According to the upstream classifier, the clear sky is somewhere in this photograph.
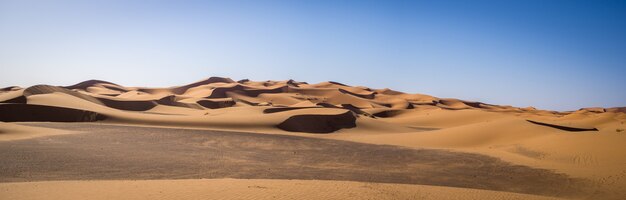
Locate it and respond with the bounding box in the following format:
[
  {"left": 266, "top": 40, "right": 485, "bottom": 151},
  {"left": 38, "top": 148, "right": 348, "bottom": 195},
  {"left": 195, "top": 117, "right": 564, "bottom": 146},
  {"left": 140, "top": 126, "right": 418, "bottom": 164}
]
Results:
[{"left": 1, "top": 0, "right": 625, "bottom": 111}]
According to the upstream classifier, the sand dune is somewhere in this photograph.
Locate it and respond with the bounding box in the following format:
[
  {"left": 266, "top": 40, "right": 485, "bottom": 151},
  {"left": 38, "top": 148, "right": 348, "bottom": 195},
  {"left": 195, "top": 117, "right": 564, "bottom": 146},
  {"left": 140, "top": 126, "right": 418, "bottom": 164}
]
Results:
[{"left": 1, "top": 77, "right": 625, "bottom": 199}]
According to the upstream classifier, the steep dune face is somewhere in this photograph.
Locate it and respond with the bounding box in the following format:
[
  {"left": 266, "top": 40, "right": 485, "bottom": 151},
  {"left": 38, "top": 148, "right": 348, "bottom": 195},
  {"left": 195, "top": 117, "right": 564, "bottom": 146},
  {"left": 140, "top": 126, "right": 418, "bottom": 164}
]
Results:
[
  {"left": 277, "top": 111, "right": 357, "bottom": 133},
  {"left": 0, "top": 90, "right": 26, "bottom": 104},
  {"left": 0, "top": 104, "right": 106, "bottom": 122}
]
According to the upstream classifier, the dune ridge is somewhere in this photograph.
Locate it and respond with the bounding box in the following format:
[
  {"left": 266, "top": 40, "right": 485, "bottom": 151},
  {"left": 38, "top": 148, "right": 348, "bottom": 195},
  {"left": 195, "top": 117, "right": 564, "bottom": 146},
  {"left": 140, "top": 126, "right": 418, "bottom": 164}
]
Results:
[
  {"left": 2, "top": 77, "right": 622, "bottom": 128},
  {"left": 1, "top": 77, "right": 626, "bottom": 199},
  {"left": 1, "top": 76, "right": 623, "bottom": 137}
]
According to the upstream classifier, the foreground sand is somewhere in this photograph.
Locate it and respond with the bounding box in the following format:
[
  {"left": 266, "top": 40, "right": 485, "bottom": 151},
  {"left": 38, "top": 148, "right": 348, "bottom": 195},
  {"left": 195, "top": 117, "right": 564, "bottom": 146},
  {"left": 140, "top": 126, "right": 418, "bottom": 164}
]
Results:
[
  {"left": 0, "top": 179, "right": 564, "bottom": 200},
  {"left": 321, "top": 109, "right": 626, "bottom": 197},
  {"left": 1, "top": 123, "right": 585, "bottom": 197},
  {"left": 0, "top": 122, "right": 74, "bottom": 141}
]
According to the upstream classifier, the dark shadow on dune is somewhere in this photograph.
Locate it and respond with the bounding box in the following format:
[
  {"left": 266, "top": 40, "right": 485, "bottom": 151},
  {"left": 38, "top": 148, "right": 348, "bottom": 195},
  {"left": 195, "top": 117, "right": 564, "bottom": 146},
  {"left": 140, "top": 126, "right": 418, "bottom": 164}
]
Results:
[
  {"left": 286, "top": 79, "right": 302, "bottom": 87},
  {"left": 327, "top": 81, "right": 348, "bottom": 86},
  {"left": 411, "top": 100, "right": 438, "bottom": 106},
  {"left": 277, "top": 111, "right": 357, "bottom": 133},
  {"left": 197, "top": 99, "right": 236, "bottom": 109},
  {"left": 101, "top": 85, "right": 128, "bottom": 93},
  {"left": 371, "top": 110, "right": 404, "bottom": 118},
  {"left": 462, "top": 101, "right": 485, "bottom": 108},
  {"left": 340, "top": 104, "right": 370, "bottom": 116},
  {"left": 316, "top": 103, "right": 340, "bottom": 108},
  {"left": 526, "top": 120, "right": 598, "bottom": 132},
  {"left": 0, "top": 96, "right": 26, "bottom": 104},
  {"left": 157, "top": 96, "right": 204, "bottom": 110},
  {"left": 206, "top": 85, "right": 243, "bottom": 98},
  {"left": 0, "top": 104, "right": 106, "bottom": 122},
  {"left": 237, "top": 79, "right": 250, "bottom": 84},
  {"left": 96, "top": 98, "right": 158, "bottom": 111},
  {"left": 242, "top": 86, "right": 287, "bottom": 97},
  {"left": 338, "top": 88, "right": 375, "bottom": 99},
  {"left": 263, "top": 107, "right": 319, "bottom": 114}
]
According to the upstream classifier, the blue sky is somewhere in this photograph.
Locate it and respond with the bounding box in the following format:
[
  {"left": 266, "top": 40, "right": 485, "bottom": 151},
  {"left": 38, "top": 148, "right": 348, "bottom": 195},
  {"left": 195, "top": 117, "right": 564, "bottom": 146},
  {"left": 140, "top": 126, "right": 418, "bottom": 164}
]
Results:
[{"left": 1, "top": 0, "right": 625, "bottom": 111}]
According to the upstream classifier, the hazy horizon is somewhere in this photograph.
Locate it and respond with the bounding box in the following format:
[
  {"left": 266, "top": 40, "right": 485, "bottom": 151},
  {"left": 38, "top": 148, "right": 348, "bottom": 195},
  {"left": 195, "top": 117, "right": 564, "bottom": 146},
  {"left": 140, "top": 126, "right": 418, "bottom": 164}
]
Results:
[{"left": 1, "top": 0, "right": 625, "bottom": 111}]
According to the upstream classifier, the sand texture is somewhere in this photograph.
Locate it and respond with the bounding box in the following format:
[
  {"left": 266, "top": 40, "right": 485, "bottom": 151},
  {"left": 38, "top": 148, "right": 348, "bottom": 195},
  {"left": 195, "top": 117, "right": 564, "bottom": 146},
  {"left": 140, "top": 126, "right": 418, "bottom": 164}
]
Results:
[{"left": 0, "top": 179, "right": 566, "bottom": 200}]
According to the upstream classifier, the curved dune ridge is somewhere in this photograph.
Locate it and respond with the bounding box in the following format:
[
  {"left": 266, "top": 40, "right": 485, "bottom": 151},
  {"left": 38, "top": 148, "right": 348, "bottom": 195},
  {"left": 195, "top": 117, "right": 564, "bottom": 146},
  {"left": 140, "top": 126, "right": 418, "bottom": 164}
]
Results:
[{"left": 0, "top": 76, "right": 624, "bottom": 134}]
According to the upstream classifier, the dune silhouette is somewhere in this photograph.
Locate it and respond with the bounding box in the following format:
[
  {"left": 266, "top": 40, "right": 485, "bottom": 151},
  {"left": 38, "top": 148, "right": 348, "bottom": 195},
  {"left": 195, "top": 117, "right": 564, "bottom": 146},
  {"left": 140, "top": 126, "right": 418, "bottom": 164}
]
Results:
[{"left": 1, "top": 77, "right": 624, "bottom": 135}]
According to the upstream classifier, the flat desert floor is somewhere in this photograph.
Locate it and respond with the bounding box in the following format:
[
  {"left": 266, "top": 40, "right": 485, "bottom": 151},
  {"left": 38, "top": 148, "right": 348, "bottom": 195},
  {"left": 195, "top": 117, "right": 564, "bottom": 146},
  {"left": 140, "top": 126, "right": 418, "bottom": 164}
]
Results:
[{"left": 0, "top": 123, "right": 583, "bottom": 200}]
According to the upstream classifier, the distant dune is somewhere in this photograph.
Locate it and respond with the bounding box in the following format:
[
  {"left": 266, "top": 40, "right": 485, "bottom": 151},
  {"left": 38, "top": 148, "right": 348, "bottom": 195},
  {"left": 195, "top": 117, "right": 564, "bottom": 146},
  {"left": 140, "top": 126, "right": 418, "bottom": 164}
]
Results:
[{"left": 1, "top": 77, "right": 625, "bottom": 199}]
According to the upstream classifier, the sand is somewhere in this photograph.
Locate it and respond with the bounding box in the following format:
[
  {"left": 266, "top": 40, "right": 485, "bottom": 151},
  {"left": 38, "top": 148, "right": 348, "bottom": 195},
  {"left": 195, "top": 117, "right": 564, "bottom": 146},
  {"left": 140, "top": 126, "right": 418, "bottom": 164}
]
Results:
[
  {"left": 0, "top": 122, "right": 74, "bottom": 141},
  {"left": 0, "top": 179, "right": 565, "bottom": 200},
  {"left": 1, "top": 77, "right": 625, "bottom": 199},
  {"left": 0, "top": 123, "right": 587, "bottom": 196}
]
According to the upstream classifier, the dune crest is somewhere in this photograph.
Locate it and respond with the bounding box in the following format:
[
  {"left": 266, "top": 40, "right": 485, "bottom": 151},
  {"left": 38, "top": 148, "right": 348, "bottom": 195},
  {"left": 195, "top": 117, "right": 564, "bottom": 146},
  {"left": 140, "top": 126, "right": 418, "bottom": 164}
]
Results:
[{"left": 1, "top": 77, "right": 624, "bottom": 134}]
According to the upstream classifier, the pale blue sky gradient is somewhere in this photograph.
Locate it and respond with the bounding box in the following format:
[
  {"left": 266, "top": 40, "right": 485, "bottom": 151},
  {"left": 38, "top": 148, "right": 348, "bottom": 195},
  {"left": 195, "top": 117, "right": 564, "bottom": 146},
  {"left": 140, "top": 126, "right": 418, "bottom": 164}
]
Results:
[{"left": 1, "top": 0, "right": 625, "bottom": 111}]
